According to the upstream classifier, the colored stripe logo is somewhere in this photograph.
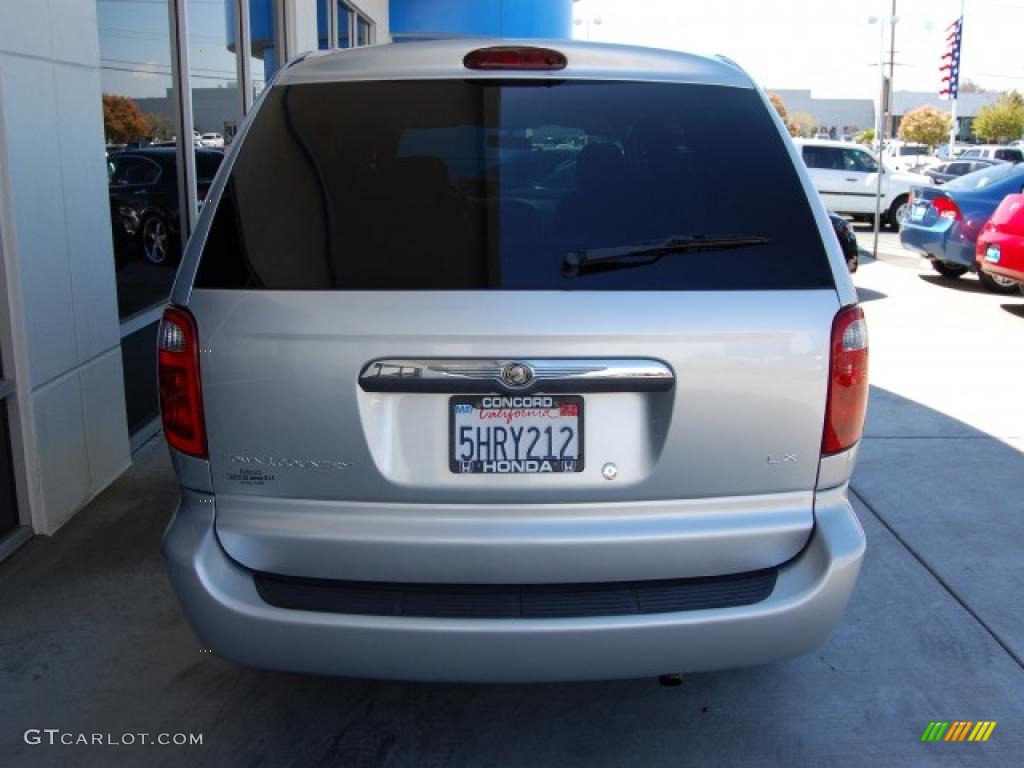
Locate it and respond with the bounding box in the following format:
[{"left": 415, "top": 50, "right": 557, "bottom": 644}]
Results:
[{"left": 921, "top": 721, "right": 997, "bottom": 742}]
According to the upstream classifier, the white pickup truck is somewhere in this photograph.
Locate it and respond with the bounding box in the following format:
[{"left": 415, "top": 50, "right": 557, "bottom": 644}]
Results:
[
  {"left": 795, "top": 139, "right": 934, "bottom": 231},
  {"left": 882, "top": 140, "right": 942, "bottom": 173}
]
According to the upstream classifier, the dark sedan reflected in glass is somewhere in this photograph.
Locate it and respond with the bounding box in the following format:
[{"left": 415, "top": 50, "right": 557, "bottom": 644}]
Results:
[{"left": 107, "top": 147, "right": 223, "bottom": 317}]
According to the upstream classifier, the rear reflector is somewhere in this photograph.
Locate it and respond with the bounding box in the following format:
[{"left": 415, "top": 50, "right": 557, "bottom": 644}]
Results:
[
  {"left": 158, "top": 306, "right": 207, "bottom": 458},
  {"left": 822, "top": 305, "right": 869, "bottom": 455},
  {"left": 464, "top": 46, "right": 567, "bottom": 71}
]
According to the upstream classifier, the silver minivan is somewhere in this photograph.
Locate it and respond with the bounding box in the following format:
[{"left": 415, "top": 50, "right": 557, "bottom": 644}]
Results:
[{"left": 160, "top": 40, "right": 868, "bottom": 682}]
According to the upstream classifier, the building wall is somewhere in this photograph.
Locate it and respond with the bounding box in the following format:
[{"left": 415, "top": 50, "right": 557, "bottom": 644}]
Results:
[
  {"left": 891, "top": 91, "right": 1005, "bottom": 142},
  {"left": 390, "top": 0, "right": 572, "bottom": 39},
  {"left": 353, "top": 0, "right": 390, "bottom": 41},
  {"left": 137, "top": 88, "right": 242, "bottom": 139},
  {"left": 0, "top": 0, "right": 130, "bottom": 535},
  {"left": 769, "top": 89, "right": 875, "bottom": 138}
]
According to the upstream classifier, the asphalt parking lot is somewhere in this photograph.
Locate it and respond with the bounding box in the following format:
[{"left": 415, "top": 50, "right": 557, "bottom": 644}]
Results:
[{"left": 2, "top": 230, "right": 1023, "bottom": 767}]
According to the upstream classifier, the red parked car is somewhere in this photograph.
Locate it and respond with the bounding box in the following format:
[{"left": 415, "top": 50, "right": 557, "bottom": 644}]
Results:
[{"left": 977, "top": 193, "right": 1024, "bottom": 295}]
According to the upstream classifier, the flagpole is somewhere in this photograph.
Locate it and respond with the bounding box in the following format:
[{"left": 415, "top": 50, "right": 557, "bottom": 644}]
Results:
[
  {"left": 949, "top": 0, "right": 964, "bottom": 154},
  {"left": 949, "top": 94, "right": 958, "bottom": 155}
]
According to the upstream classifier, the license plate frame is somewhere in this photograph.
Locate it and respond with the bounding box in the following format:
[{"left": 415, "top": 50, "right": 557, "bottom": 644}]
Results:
[{"left": 449, "top": 395, "right": 585, "bottom": 474}]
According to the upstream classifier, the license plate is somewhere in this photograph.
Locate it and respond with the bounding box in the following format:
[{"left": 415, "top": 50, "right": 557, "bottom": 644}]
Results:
[
  {"left": 450, "top": 395, "right": 584, "bottom": 474},
  {"left": 985, "top": 244, "right": 1001, "bottom": 263},
  {"left": 911, "top": 204, "right": 926, "bottom": 222}
]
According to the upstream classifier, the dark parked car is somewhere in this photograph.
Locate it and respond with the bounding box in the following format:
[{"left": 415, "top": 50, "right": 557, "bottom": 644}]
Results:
[
  {"left": 923, "top": 157, "right": 1005, "bottom": 185},
  {"left": 900, "top": 162, "right": 1024, "bottom": 293},
  {"left": 829, "top": 213, "right": 859, "bottom": 272},
  {"left": 107, "top": 147, "right": 223, "bottom": 266}
]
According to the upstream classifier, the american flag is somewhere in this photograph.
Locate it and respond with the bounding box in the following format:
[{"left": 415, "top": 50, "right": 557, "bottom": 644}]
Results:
[{"left": 939, "top": 16, "right": 963, "bottom": 99}]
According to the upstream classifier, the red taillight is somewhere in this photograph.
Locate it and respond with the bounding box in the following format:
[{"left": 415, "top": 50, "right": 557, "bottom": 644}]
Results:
[
  {"left": 931, "top": 195, "right": 962, "bottom": 221},
  {"left": 823, "top": 305, "right": 869, "bottom": 455},
  {"left": 158, "top": 306, "right": 207, "bottom": 457},
  {"left": 463, "top": 46, "right": 567, "bottom": 71}
]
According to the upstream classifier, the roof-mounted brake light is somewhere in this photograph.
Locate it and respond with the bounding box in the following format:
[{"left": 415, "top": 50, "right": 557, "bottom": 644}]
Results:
[{"left": 463, "top": 46, "right": 567, "bottom": 71}]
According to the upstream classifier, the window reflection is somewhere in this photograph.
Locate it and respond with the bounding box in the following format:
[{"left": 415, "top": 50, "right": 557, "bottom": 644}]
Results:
[
  {"left": 338, "top": 3, "right": 352, "bottom": 47},
  {"left": 98, "top": 0, "right": 259, "bottom": 436},
  {"left": 99, "top": 0, "right": 181, "bottom": 319}
]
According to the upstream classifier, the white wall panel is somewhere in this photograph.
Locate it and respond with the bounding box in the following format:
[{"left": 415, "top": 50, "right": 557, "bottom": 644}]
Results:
[
  {"left": 49, "top": 0, "right": 101, "bottom": 67},
  {"left": 0, "top": 53, "right": 79, "bottom": 389},
  {"left": 0, "top": 0, "right": 52, "bottom": 59},
  {"left": 80, "top": 348, "right": 130, "bottom": 493},
  {"left": 54, "top": 63, "right": 120, "bottom": 364},
  {"left": 0, "top": 1, "right": 131, "bottom": 537},
  {"left": 32, "top": 371, "right": 90, "bottom": 534}
]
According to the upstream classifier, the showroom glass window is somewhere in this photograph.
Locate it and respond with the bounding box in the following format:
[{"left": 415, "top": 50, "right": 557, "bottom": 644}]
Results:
[
  {"left": 97, "top": 0, "right": 272, "bottom": 438},
  {"left": 98, "top": 0, "right": 182, "bottom": 435},
  {"left": 318, "top": 2, "right": 376, "bottom": 50}
]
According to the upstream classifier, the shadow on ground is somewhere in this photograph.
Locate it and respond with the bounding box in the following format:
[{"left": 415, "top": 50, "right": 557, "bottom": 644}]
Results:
[
  {"left": 1, "top": 388, "right": 1023, "bottom": 768},
  {"left": 1001, "top": 302, "right": 1024, "bottom": 318},
  {"left": 856, "top": 287, "right": 887, "bottom": 303},
  {"left": 917, "top": 273, "right": 992, "bottom": 294}
]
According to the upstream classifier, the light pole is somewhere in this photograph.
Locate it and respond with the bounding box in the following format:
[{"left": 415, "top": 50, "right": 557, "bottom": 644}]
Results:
[{"left": 869, "top": 13, "right": 899, "bottom": 260}]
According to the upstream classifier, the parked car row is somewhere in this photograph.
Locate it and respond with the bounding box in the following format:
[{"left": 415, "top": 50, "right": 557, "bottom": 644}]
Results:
[
  {"left": 882, "top": 141, "right": 940, "bottom": 174},
  {"left": 899, "top": 161, "right": 1024, "bottom": 293},
  {"left": 796, "top": 138, "right": 930, "bottom": 232},
  {"left": 922, "top": 158, "right": 1005, "bottom": 186}
]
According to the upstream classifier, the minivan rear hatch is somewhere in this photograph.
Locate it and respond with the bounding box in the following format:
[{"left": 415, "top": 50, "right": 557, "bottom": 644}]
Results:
[{"left": 182, "top": 74, "right": 841, "bottom": 579}]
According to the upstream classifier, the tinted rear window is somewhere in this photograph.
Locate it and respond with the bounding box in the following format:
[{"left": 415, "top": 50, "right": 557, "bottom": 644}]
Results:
[
  {"left": 195, "top": 80, "right": 833, "bottom": 291},
  {"left": 196, "top": 152, "right": 223, "bottom": 180}
]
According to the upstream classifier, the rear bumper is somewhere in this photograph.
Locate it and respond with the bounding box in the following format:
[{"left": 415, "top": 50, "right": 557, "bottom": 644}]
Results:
[
  {"left": 979, "top": 262, "right": 1024, "bottom": 284},
  {"left": 163, "top": 486, "right": 865, "bottom": 682},
  {"left": 900, "top": 221, "right": 975, "bottom": 267},
  {"left": 976, "top": 233, "right": 1024, "bottom": 283}
]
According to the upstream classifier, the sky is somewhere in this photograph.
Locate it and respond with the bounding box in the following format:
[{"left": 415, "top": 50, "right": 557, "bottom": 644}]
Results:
[
  {"left": 98, "top": 0, "right": 252, "bottom": 99},
  {"left": 571, "top": 0, "right": 1024, "bottom": 99},
  {"left": 98, "top": 0, "right": 1024, "bottom": 100}
]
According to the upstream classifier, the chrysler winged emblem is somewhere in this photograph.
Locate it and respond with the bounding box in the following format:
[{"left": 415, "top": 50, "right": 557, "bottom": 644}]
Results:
[{"left": 501, "top": 362, "right": 534, "bottom": 388}]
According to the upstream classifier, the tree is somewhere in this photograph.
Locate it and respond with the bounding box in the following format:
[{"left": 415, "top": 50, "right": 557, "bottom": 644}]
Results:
[
  {"left": 898, "top": 105, "right": 953, "bottom": 149},
  {"left": 855, "top": 128, "right": 875, "bottom": 145},
  {"left": 103, "top": 94, "right": 150, "bottom": 143},
  {"left": 790, "top": 111, "right": 818, "bottom": 138},
  {"left": 144, "top": 112, "right": 174, "bottom": 141},
  {"left": 972, "top": 91, "right": 1024, "bottom": 142},
  {"left": 767, "top": 92, "right": 799, "bottom": 137},
  {"left": 959, "top": 79, "right": 987, "bottom": 94}
]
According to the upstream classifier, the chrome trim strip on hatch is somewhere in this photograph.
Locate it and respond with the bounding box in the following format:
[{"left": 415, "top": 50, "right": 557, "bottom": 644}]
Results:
[{"left": 358, "top": 359, "right": 675, "bottom": 394}]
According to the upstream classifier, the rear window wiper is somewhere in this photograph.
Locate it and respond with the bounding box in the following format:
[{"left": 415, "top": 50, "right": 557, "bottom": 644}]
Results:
[{"left": 562, "top": 234, "right": 771, "bottom": 277}]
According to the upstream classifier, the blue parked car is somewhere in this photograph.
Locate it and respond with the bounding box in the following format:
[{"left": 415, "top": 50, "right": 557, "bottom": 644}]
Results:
[{"left": 900, "top": 163, "right": 1024, "bottom": 293}]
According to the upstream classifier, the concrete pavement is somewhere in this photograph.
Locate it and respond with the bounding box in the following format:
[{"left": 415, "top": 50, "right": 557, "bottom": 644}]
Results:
[
  {"left": 1, "top": 253, "right": 1023, "bottom": 767},
  {"left": 852, "top": 246, "right": 1024, "bottom": 670}
]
